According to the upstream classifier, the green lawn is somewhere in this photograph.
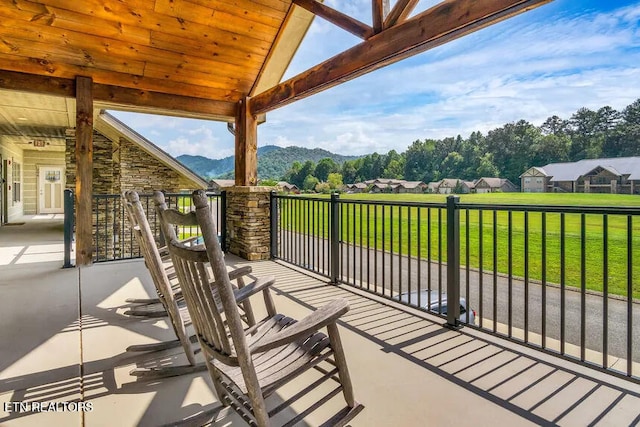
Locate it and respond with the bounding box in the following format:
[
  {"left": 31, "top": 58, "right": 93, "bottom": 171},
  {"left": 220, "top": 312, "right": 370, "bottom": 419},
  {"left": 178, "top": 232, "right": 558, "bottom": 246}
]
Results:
[{"left": 276, "top": 193, "right": 640, "bottom": 298}]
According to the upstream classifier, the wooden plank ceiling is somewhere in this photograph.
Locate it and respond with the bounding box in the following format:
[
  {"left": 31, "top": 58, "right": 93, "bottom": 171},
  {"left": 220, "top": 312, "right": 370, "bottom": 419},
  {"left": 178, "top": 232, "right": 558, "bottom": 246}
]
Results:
[{"left": 0, "top": 0, "right": 300, "bottom": 121}]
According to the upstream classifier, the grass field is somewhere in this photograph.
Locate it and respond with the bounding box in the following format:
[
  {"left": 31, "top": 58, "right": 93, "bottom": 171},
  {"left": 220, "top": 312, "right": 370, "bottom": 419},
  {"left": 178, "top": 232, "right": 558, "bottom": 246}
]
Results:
[{"left": 276, "top": 192, "right": 640, "bottom": 299}]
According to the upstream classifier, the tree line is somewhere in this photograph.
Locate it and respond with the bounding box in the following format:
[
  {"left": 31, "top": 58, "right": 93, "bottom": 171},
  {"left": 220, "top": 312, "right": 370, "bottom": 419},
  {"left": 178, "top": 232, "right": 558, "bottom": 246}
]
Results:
[{"left": 281, "top": 98, "right": 640, "bottom": 188}]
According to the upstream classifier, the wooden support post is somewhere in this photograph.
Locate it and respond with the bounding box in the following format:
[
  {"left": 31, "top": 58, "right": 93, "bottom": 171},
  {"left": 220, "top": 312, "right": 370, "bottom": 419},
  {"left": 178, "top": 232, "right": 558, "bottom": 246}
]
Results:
[
  {"left": 234, "top": 97, "right": 258, "bottom": 186},
  {"left": 75, "top": 76, "right": 93, "bottom": 265}
]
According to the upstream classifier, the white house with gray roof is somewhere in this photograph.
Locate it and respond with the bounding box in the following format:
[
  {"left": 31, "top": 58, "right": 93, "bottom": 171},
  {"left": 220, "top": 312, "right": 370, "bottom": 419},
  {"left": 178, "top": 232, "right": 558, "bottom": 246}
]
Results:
[{"left": 520, "top": 157, "right": 640, "bottom": 194}]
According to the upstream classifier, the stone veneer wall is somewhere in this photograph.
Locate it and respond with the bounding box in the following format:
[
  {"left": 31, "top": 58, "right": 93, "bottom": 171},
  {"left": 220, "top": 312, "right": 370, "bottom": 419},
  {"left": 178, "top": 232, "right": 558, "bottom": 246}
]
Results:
[
  {"left": 118, "top": 137, "right": 194, "bottom": 192},
  {"left": 226, "top": 186, "right": 272, "bottom": 261}
]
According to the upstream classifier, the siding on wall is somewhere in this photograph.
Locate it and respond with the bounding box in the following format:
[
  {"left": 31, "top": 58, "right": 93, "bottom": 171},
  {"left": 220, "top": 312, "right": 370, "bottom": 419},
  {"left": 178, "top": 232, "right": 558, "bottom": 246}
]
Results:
[
  {"left": 0, "top": 137, "right": 25, "bottom": 222},
  {"left": 23, "top": 150, "right": 66, "bottom": 214}
]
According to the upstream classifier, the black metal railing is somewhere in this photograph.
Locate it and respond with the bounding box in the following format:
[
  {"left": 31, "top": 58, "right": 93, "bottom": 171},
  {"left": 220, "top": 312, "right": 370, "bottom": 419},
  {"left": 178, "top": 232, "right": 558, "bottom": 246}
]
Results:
[
  {"left": 91, "top": 191, "right": 225, "bottom": 262},
  {"left": 270, "top": 192, "right": 639, "bottom": 381}
]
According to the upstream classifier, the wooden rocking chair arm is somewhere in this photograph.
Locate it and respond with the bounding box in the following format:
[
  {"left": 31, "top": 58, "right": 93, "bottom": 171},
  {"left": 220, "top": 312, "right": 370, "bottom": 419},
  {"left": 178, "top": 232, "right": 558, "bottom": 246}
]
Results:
[
  {"left": 158, "top": 235, "right": 199, "bottom": 255},
  {"left": 251, "top": 299, "right": 349, "bottom": 354},
  {"left": 228, "top": 265, "right": 253, "bottom": 282},
  {"left": 232, "top": 276, "right": 276, "bottom": 304}
]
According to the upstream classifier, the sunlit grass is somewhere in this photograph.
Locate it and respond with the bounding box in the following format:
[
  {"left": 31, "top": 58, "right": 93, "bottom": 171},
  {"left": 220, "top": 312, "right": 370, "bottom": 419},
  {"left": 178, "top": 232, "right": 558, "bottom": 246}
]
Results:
[{"left": 277, "top": 193, "right": 640, "bottom": 298}]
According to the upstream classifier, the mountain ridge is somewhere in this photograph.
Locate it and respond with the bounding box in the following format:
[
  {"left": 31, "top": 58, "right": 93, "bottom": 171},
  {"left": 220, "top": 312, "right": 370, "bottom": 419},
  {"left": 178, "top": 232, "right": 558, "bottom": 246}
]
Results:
[{"left": 177, "top": 145, "right": 360, "bottom": 179}]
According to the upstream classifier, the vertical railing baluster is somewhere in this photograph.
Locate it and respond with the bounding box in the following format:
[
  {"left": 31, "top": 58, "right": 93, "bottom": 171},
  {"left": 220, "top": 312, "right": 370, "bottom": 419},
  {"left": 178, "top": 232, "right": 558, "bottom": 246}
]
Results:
[
  {"left": 382, "top": 205, "right": 386, "bottom": 296},
  {"left": 561, "top": 212, "right": 566, "bottom": 355},
  {"left": 438, "top": 208, "right": 443, "bottom": 314},
  {"left": 390, "top": 205, "right": 394, "bottom": 297},
  {"left": 542, "top": 212, "right": 547, "bottom": 349},
  {"left": 627, "top": 215, "right": 633, "bottom": 377},
  {"left": 428, "top": 208, "right": 432, "bottom": 309},
  {"left": 581, "top": 213, "right": 586, "bottom": 361},
  {"left": 289, "top": 198, "right": 293, "bottom": 264},
  {"left": 508, "top": 210, "right": 513, "bottom": 337},
  {"left": 408, "top": 206, "right": 412, "bottom": 300},
  {"left": 399, "top": 205, "right": 403, "bottom": 297},
  {"left": 367, "top": 204, "right": 371, "bottom": 290},
  {"left": 304, "top": 199, "right": 313, "bottom": 270},
  {"left": 360, "top": 203, "right": 363, "bottom": 288},
  {"left": 446, "top": 196, "right": 460, "bottom": 327},
  {"left": 95, "top": 196, "right": 99, "bottom": 261},
  {"left": 603, "top": 214, "right": 608, "bottom": 368},
  {"left": 479, "top": 209, "right": 484, "bottom": 329},
  {"left": 465, "top": 208, "right": 470, "bottom": 324},
  {"left": 270, "top": 191, "right": 278, "bottom": 259},
  {"left": 219, "top": 192, "right": 226, "bottom": 251},
  {"left": 352, "top": 202, "right": 356, "bottom": 284},
  {"left": 330, "top": 193, "right": 340, "bottom": 284},
  {"left": 524, "top": 210, "right": 529, "bottom": 343},
  {"left": 374, "top": 204, "right": 378, "bottom": 293},
  {"left": 418, "top": 207, "right": 422, "bottom": 308},
  {"left": 493, "top": 210, "right": 498, "bottom": 333},
  {"left": 63, "top": 189, "right": 74, "bottom": 268},
  {"left": 346, "top": 203, "right": 350, "bottom": 283}
]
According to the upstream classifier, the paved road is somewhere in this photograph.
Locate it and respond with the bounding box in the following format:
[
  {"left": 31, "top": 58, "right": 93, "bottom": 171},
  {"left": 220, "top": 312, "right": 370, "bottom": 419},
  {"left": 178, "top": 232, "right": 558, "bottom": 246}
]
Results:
[{"left": 276, "top": 231, "right": 640, "bottom": 364}]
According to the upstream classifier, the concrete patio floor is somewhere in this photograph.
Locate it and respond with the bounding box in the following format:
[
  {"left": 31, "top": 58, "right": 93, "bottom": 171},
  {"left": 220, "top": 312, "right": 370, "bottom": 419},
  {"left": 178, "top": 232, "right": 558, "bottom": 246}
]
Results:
[{"left": 1, "top": 218, "right": 640, "bottom": 426}]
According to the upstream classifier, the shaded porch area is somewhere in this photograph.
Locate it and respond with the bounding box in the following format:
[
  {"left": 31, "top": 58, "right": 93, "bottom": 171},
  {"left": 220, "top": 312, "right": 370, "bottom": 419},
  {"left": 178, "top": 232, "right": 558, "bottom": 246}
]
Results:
[{"left": 1, "top": 218, "right": 640, "bottom": 426}]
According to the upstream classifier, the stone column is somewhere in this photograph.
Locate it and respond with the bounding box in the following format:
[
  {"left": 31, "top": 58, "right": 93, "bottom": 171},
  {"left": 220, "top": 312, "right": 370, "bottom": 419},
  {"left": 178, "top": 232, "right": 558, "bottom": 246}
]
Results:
[{"left": 225, "top": 186, "right": 272, "bottom": 261}]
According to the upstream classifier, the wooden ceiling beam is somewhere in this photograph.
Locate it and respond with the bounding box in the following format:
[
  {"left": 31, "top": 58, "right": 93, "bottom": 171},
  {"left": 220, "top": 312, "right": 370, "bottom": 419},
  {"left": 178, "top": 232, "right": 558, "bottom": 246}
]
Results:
[
  {"left": 384, "top": 0, "right": 419, "bottom": 29},
  {"left": 0, "top": 70, "right": 237, "bottom": 121},
  {"left": 293, "top": 0, "right": 374, "bottom": 40},
  {"left": 372, "top": 0, "right": 390, "bottom": 34},
  {"left": 250, "top": 0, "right": 552, "bottom": 115}
]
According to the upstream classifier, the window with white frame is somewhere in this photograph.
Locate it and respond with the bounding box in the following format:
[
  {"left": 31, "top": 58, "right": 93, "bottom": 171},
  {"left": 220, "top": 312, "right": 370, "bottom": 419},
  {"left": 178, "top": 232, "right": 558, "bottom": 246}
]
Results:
[{"left": 12, "top": 162, "right": 21, "bottom": 203}]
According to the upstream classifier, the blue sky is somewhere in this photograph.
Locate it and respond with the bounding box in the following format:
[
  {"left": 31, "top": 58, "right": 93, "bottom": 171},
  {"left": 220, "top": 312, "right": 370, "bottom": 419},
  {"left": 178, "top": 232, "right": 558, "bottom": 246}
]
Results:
[{"left": 111, "top": 0, "right": 640, "bottom": 159}]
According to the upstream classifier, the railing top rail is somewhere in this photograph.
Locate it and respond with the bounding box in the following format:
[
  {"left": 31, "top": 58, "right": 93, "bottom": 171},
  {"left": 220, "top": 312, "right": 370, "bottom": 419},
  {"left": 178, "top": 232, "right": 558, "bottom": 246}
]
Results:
[
  {"left": 271, "top": 193, "right": 447, "bottom": 208},
  {"left": 458, "top": 202, "right": 640, "bottom": 215},
  {"left": 271, "top": 193, "right": 640, "bottom": 215},
  {"left": 338, "top": 198, "right": 446, "bottom": 208},
  {"left": 271, "top": 194, "right": 329, "bottom": 201},
  {"left": 93, "top": 191, "right": 222, "bottom": 198}
]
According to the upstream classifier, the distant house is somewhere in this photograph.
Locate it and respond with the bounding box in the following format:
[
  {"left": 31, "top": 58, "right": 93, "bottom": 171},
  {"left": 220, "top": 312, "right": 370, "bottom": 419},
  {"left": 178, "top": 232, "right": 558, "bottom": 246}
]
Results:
[
  {"left": 464, "top": 181, "right": 476, "bottom": 193},
  {"left": 369, "top": 182, "right": 391, "bottom": 193},
  {"left": 364, "top": 178, "right": 405, "bottom": 186},
  {"left": 277, "top": 181, "right": 299, "bottom": 193},
  {"left": 428, "top": 179, "right": 472, "bottom": 194},
  {"left": 208, "top": 179, "right": 236, "bottom": 191},
  {"left": 474, "top": 177, "right": 518, "bottom": 193},
  {"left": 427, "top": 181, "right": 440, "bottom": 193},
  {"left": 346, "top": 182, "right": 368, "bottom": 193},
  {"left": 520, "top": 157, "right": 640, "bottom": 194},
  {"left": 394, "top": 181, "right": 427, "bottom": 194}
]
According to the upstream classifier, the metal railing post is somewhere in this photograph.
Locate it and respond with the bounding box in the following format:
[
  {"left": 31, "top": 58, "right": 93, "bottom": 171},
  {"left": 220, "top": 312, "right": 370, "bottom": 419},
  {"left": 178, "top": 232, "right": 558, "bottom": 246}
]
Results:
[
  {"left": 63, "top": 189, "right": 75, "bottom": 268},
  {"left": 220, "top": 190, "right": 227, "bottom": 252},
  {"left": 330, "top": 192, "right": 340, "bottom": 284},
  {"left": 270, "top": 191, "right": 278, "bottom": 259},
  {"left": 446, "top": 195, "right": 461, "bottom": 328}
]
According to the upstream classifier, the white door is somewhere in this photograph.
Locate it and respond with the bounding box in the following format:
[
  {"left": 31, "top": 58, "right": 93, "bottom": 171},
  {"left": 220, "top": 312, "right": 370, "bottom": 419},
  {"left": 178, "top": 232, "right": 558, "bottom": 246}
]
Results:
[{"left": 39, "top": 166, "right": 65, "bottom": 214}]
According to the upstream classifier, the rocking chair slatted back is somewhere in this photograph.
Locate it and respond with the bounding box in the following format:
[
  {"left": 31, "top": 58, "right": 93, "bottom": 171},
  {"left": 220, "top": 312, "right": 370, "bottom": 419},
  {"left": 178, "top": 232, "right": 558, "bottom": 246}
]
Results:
[{"left": 123, "top": 190, "right": 197, "bottom": 366}]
